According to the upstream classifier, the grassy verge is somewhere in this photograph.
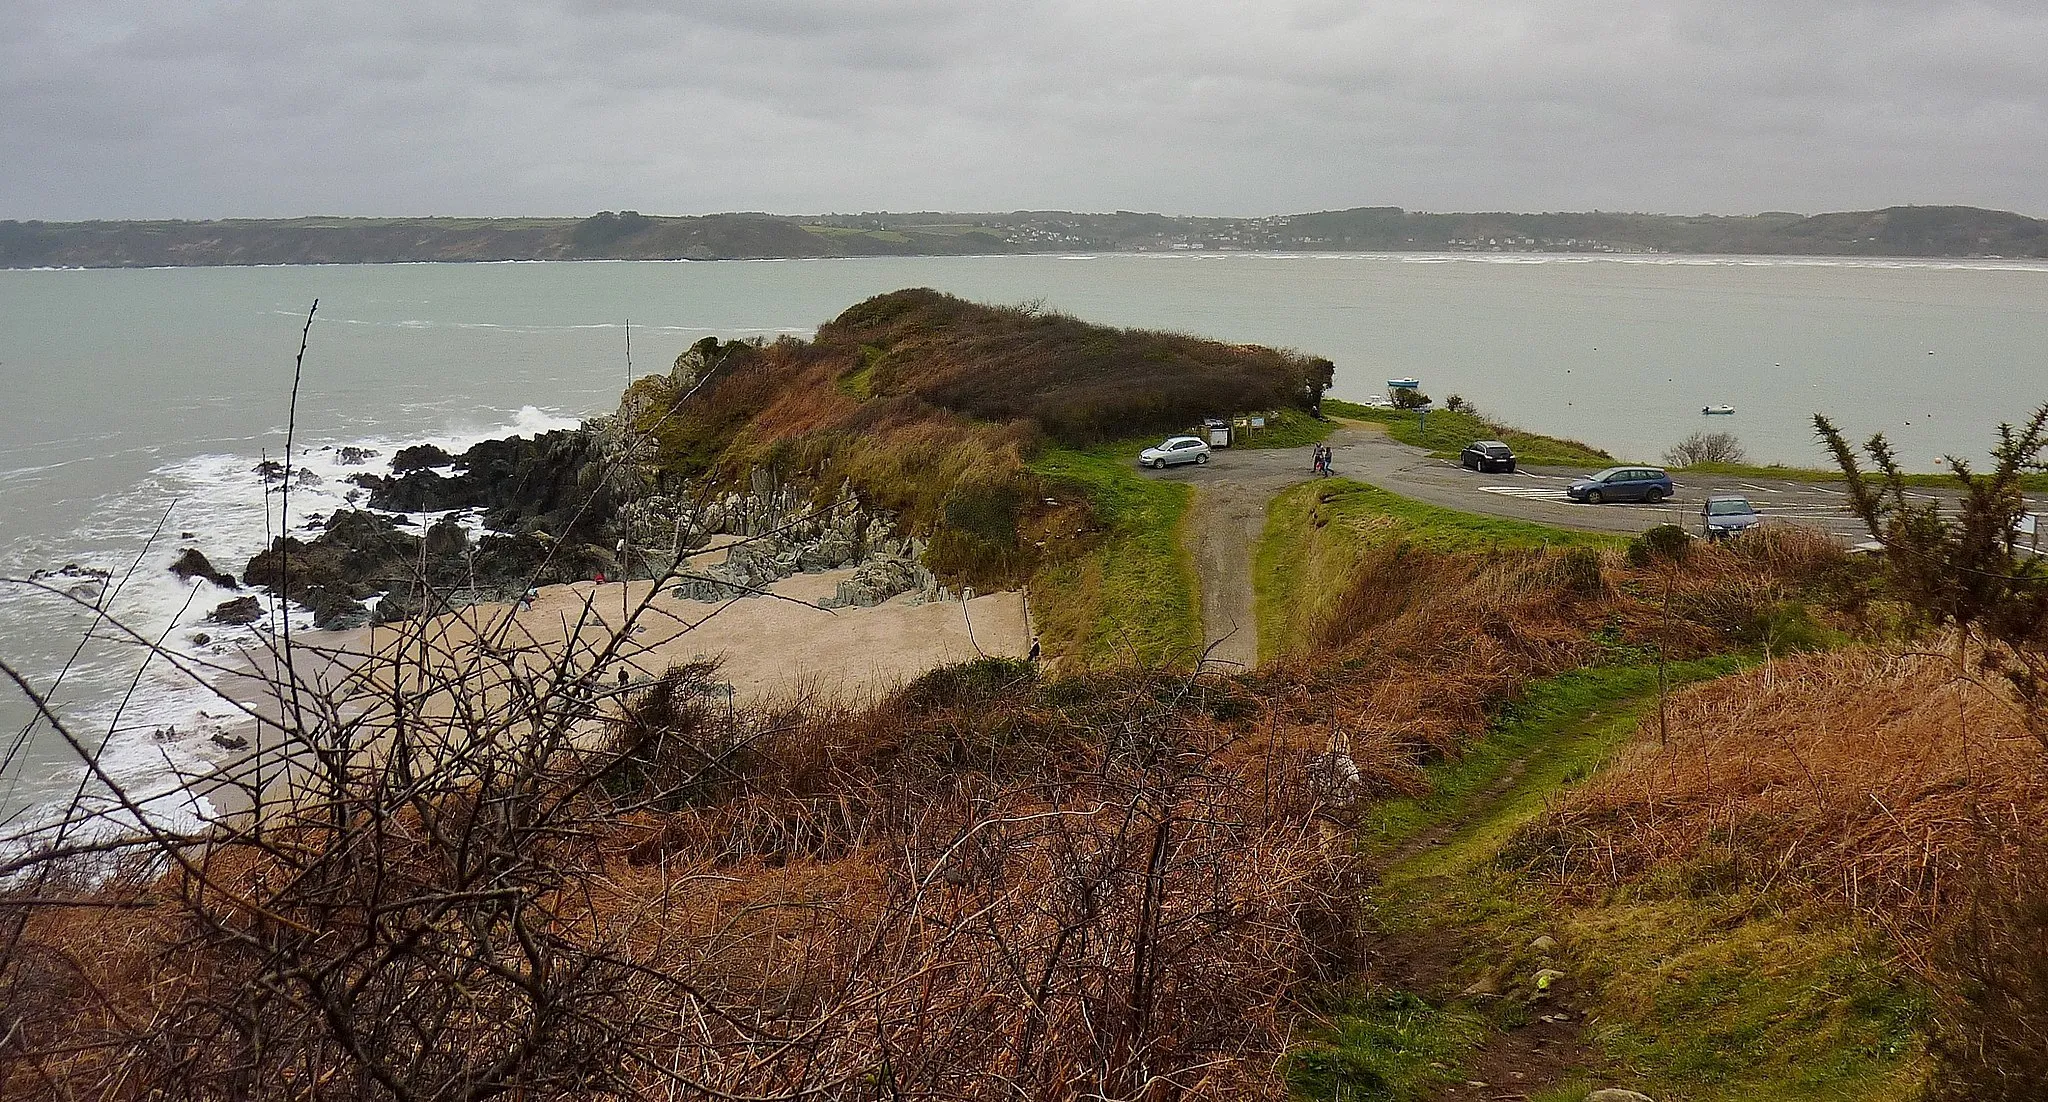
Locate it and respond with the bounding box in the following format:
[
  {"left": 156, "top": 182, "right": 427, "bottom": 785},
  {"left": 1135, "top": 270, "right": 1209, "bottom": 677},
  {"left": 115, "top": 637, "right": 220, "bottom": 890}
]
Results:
[
  {"left": 1673, "top": 460, "right": 2048, "bottom": 493},
  {"left": 1253, "top": 479, "right": 1617, "bottom": 661},
  {"left": 1324, "top": 399, "right": 1618, "bottom": 466},
  {"left": 1026, "top": 441, "right": 1201, "bottom": 667},
  {"left": 1289, "top": 659, "right": 1928, "bottom": 1102},
  {"left": 1233, "top": 407, "right": 1334, "bottom": 449}
]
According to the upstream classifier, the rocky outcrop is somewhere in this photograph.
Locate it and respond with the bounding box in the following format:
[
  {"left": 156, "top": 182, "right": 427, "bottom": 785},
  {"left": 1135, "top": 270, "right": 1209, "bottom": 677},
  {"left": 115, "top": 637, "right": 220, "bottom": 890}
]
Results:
[
  {"left": 30, "top": 564, "right": 111, "bottom": 601},
  {"left": 354, "top": 430, "right": 606, "bottom": 543},
  {"left": 389, "top": 443, "right": 452, "bottom": 473},
  {"left": 243, "top": 511, "right": 464, "bottom": 629},
  {"left": 822, "top": 557, "right": 933, "bottom": 608},
  {"left": 668, "top": 484, "right": 923, "bottom": 604},
  {"left": 169, "top": 548, "right": 238, "bottom": 589},
  {"left": 207, "top": 596, "right": 263, "bottom": 625}
]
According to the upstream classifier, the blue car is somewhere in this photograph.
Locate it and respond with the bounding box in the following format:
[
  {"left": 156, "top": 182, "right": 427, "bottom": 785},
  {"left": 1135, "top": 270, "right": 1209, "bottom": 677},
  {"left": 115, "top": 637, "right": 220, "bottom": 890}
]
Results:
[{"left": 1566, "top": 466, "right": 1674, "bottom": 505}]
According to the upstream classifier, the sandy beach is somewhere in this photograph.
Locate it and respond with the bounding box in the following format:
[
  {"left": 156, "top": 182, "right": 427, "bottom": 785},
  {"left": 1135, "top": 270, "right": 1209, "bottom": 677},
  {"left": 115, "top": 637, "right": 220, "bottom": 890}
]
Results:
[{"left": 195, "top": 556, "right": 1030, "bottom": 821}]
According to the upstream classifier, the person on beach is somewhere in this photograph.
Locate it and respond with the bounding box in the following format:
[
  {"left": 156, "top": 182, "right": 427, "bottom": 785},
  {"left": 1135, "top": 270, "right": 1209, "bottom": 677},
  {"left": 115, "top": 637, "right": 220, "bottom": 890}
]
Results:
[{"left": 520, "top": 587, "right": 538, "bottom": 611}]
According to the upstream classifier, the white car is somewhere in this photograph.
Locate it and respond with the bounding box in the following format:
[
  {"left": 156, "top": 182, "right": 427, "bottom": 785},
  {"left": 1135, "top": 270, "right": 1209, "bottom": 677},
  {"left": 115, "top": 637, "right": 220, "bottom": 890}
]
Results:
[{"left": 1139, "top": 435, "right": 1212, "bottom": 469}]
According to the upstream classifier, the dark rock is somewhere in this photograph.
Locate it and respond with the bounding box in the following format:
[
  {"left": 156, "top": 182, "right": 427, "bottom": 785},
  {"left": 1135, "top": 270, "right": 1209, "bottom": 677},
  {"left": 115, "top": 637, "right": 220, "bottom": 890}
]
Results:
[
  {"left": 210, "top": 731, "right": 249, "bottom": 751},
  {"left": 335, "top": 445, "right": 378, "bottom": 465},
  {"left": 390, "top": 443, "right": 454, "bottom": 473},
  {"left": 424, "top": 515, "right": 469, "bottom": 559},
  {"left": 300, "top": 585, "right": 369, "bottom": 631},
  {"left": 253, "top": 459, "right": 287, "bottom": 482},
  {"left": 191, "top": 632, "right": 211, "bottom": 646},
  {"left": 169, "top": 548, "right": 238, "bottom": 589},
  {"left": 207, "top": 596, "right": 263, "bottom": 625},
  {"left": 245, "top": 511, "right": 423, "bottom": 603},
  {"left": 360, "top": 429, "right": 605, "bottom": 542}
]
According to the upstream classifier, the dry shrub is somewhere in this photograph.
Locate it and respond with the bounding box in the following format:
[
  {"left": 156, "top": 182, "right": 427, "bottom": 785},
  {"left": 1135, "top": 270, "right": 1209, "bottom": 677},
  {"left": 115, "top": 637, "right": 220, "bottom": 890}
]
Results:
[
  {"left": 1518, "top": 644, "right": 2048, "bottom": 1096},
  {"left": 1730, "top": 521, "right": 1853, "bottom": 577},
  {"left": 1258, "top": 543, "right": 1609, "bottom": 783},
  {"left": 1248, "top": 533, "right": 1871, "bottom": 803},
  {"left": 1923, "top": 819, "right": 2048, "bottom": 1101},
  {"left": 818, "top": 289, "right": 1331, "bottom": 443},
  {"left": 1520, "top": 646, "right": 2047, "bottom": 926},
  {"left": 2, "top": 648, "right": 1351, "bottom": 1101}
]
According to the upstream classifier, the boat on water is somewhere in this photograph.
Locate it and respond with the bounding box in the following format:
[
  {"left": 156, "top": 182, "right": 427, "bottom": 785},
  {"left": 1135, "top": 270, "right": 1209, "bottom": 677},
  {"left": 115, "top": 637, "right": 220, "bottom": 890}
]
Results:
[
  {"left": 1387, "top": 377, "right": 1421, "bottom": 390},
  {"left": 1701, "top": 405, "right": 1736, "bottom": 416}
]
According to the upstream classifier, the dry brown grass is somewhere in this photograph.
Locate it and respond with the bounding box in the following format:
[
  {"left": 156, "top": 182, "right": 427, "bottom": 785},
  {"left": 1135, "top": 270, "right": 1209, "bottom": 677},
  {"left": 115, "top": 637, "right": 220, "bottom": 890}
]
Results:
[
  {"left": 1521, "top": 645, "right": 2047, "bottom": 931},
  {"left": 1, "top": 659, "right": 1354, "bottom": 1102}
]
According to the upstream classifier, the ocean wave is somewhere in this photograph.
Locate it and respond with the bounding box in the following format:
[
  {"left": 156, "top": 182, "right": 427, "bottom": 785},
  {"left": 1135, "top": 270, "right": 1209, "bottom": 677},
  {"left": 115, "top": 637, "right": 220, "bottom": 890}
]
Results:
[{"left": 0, "top": 404, "right": 584, "bottom": 838}]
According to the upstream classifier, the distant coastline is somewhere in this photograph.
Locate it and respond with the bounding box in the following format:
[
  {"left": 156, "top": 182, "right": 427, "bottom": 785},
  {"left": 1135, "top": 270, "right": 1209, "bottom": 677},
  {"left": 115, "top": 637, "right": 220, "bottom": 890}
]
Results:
[{"left": 5, "top": 203, "right": 2047, "bottom": 269}]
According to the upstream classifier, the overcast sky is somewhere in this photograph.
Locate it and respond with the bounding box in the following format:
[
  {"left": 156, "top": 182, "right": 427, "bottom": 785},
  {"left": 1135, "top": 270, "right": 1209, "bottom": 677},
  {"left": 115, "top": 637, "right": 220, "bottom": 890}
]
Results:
[{"left": 5, "top": 0, "right": 2046, "bottom": 220}]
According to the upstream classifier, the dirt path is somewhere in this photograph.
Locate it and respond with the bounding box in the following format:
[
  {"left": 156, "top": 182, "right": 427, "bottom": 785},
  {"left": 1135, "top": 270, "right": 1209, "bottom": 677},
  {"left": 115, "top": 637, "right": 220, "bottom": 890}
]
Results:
[{"left": 1152, "top": 427, "right": 1373, "bottom": 671}]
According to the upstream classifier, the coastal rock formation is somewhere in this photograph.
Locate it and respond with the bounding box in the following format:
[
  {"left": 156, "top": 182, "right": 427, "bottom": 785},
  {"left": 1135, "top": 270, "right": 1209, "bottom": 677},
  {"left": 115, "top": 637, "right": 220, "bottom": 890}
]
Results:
[
  {"left": 354, "top": 429, "right": 606, "bottom": 540},
  {"left": 822, "top": 557, "right": 934, "bottom": 608},
  {"left": 169, "top": 548, "right": 238, "bottom": 590},
  {"left": 29, "top": 563, "right": 112, "bottom": 601},
  {"left": 668, "top": 484, "right": 924, "bottom": 605},
  {"left": 207, "top": 596, "right": 263, "bottom": 625},
  {"left": 243, "top": 510, "right": 462, "bottom": 629},
  {"left": 389, "top": 443, "right": 452, "bottom": 473}
]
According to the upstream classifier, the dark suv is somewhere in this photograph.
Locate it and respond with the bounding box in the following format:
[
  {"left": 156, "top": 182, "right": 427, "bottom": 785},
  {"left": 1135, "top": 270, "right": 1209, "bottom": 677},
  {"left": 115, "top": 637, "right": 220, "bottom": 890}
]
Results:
[
  {"left": 1459, "top": 440, "right": 1518, "bottom": 473},
  {"left": 1566, "top": 466, "right": 1674, "bottom": 504}
]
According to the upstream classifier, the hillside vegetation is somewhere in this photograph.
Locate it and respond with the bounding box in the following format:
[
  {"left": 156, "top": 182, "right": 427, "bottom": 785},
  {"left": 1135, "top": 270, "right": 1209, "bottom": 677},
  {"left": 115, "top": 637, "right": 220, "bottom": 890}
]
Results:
[
  {"left": 623, "top": 288, "right": 1329, "bottom": 658},
  {"left": 8, "top": 203, "right": 2047, "bottom": 267},
  {"left": 9, "top": 294, "right": 2048, "bottom": 1101}
]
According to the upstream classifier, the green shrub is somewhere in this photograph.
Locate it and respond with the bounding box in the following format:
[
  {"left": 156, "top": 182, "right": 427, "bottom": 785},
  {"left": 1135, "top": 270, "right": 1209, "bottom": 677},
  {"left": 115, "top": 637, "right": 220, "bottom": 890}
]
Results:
[{"left": 1627, "top": 524, "right": 1692, "bottom": 567}]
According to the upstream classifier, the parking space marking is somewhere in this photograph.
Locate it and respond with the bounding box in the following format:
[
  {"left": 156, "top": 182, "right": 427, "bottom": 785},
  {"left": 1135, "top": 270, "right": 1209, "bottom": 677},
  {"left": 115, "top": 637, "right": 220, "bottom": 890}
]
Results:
[{"left": 1480, "top": 486, "right": 1574, "bottom": 502}]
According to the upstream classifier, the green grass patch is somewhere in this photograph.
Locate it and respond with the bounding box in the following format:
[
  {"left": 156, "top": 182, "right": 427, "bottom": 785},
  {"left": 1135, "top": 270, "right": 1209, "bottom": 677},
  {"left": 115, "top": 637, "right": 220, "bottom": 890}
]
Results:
[
  {"left": 1232, "top": 407, "right": 1335, "bottom": 449},
  {"left": 1254, "top": 479, "right": 1617, "bottom": 662},
  {"left": 1342, "top": 658, "right": 1928, "bottom": 1102},
  {"left": 1324, "top": 400, "right": 1617, "bottom": 467},
  {"left": 1026, "top": 441, "right": 1201, "bottom": 667},
  {"left": 1286, "top": 989, "right": 1486, "bottom": 1101}
]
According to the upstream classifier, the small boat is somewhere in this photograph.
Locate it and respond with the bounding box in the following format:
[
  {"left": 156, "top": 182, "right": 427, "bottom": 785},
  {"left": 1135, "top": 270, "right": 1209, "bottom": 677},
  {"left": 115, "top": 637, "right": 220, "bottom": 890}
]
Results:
[
  {"left": 1701, "top": 405, "right": 1736, "bottom": 416},
  {"left": 1387, "top": 378, "right": 1421, "bottom": 390}
]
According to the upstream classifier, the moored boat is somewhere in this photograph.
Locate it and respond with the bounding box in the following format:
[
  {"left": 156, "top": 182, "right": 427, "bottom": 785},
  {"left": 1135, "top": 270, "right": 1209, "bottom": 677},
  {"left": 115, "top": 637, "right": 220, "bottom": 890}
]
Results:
[{"left": 1702, "top": 404, "right": 1736, "bottom": 415}]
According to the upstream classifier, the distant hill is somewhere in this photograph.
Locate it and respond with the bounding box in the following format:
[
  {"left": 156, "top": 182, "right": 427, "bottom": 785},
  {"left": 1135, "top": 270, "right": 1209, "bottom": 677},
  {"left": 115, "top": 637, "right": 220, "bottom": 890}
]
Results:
[{"left": 4, "top": 204, "right": 2045, "bottom": 268}]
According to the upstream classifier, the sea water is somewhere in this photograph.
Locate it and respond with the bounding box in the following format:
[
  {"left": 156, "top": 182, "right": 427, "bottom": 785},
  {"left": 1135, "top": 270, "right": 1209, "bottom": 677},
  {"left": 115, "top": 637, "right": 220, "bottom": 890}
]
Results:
[{"left": 3, "top": 252, "right": 2047, "bottom": 833}]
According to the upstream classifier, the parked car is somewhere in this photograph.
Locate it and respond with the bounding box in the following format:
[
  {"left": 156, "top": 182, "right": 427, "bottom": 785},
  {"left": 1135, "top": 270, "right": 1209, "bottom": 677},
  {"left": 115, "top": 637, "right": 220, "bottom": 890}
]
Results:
[
  {"left": 1565, "top": 466, "right": 1674, "bottom": 504},
  {"left": 1701, "top": 495, "right": 1761, "bottom": 539},
  {"left": 1138, "top": 435, "right": 1212, "bottom": 469},
  {"left": 1459, "top": 440, "right": 1517, "bottom": 473}
]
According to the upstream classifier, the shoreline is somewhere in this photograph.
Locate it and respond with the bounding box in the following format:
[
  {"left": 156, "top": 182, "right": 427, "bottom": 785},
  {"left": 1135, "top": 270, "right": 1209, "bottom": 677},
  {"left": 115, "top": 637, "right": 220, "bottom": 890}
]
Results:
[{"left": 195, "top": 564, "right": 1031, "bottom": 825}]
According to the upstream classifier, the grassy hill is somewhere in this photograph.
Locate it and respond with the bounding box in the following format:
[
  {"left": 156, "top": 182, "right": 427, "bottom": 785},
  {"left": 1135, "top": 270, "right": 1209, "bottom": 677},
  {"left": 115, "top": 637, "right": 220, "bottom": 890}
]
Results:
[{"left": 624, "top": 288, "right": 1332, "bottom": 663}]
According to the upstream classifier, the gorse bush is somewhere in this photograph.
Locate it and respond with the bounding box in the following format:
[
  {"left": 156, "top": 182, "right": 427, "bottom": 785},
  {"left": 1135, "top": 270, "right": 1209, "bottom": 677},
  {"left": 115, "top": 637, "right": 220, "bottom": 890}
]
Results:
[{"left": 818, "top": 289, "right": 1333, "bottom": 444}]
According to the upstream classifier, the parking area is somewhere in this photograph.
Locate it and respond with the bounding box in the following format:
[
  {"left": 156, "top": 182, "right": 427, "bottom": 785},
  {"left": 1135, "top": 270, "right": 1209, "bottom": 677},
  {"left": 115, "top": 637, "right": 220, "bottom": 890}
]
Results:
[{"left": 1134, "top": 423, "right": 2029, "bottom": 542}]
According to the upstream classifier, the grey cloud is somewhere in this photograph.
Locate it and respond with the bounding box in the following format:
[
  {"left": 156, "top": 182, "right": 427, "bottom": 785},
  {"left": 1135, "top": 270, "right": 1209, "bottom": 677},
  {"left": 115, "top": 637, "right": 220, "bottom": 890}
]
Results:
[{"left": 2, "top": 0, "right": 2046, "bottom": 218}]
